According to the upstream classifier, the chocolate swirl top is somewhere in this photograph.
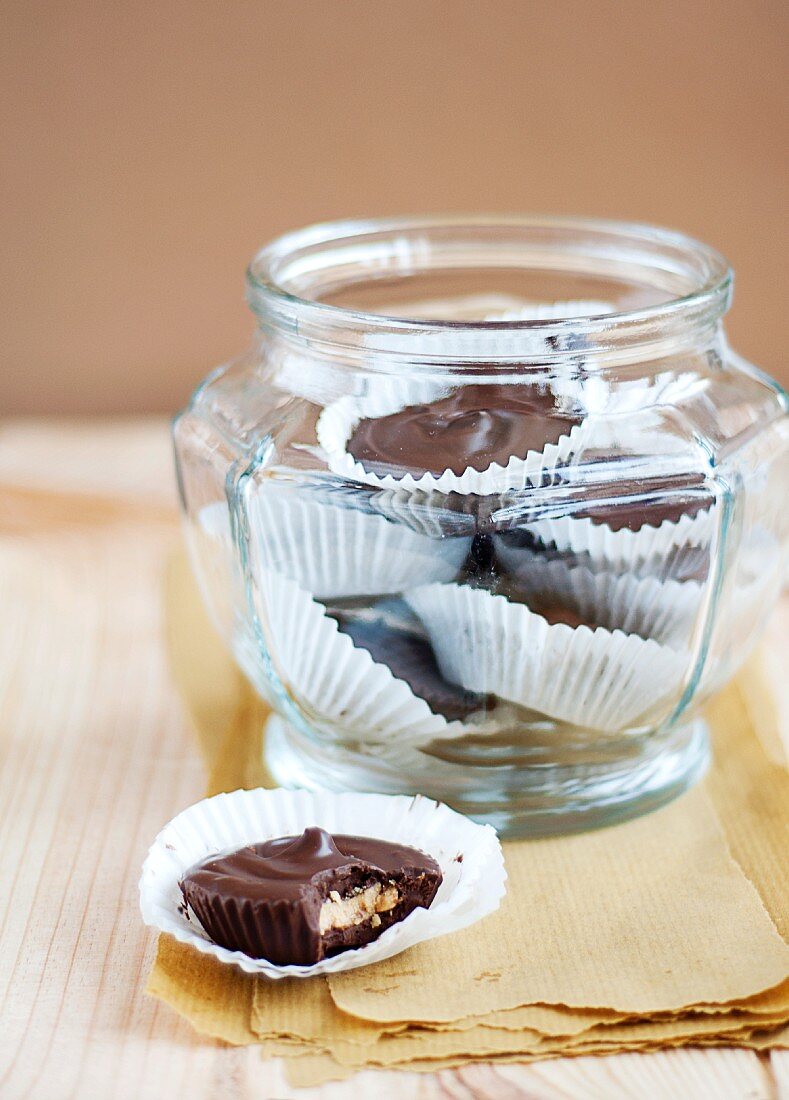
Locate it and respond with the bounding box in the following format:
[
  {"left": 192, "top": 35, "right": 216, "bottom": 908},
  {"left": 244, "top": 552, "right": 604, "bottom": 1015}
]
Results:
[
  {"left": 347, "top": 384, "right": 581, "bottom": 478},
  {"left": 181, "top": 827, "right": 440, "bottom": 903}
]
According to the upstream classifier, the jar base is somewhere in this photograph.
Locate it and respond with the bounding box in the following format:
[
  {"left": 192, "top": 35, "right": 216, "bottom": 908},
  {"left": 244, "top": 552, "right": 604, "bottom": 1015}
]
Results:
[{"left": 263, "top": 715, "right": 709, "bottom": 838}]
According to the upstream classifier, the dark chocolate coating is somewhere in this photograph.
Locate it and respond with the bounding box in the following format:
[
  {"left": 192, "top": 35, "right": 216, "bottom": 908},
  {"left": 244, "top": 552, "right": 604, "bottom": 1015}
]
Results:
[
  {"left": 531, "top": 604, "right": 595, "bottom": 630},
  {"left": 348, "top": 384, "right": 581, "bottom": 478},
  {"left": 575, "top": 496, "right": 711, "bottom": 532},
  {"left": 495, "top": 527, "right": 711, "bottom": 584},
  {"left": 572, "top": 473, "right": 714, "bottom": 532},
  {"left": 180, "top": 827, "right": 442, "bottom": 965},
  {"left": 335, "top": 615, "right": 493, "bottom": 722}
]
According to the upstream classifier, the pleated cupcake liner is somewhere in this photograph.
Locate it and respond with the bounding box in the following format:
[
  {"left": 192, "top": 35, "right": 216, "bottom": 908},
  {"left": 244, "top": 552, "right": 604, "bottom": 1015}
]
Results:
[
  {"left": 701, "top": 537, "right": 785, "bottom": 693},
  {"left": 187, "top": 501, "right": 241, "bottom": 632},
  {"left": 492, "top": 552, "right": 704, "bottom": 647},
  {"left": 478, "top": 301, "right": 711, "bottom": 438},
  {"left": 273, "top": 350, "right": 358, "bottom": 407},
  {"left": 139, "top": 787, "right": 506, "bottom": 978},
  {"left": 373, "top": 293, "right": 615, "bottom": 323},
  {"left": 253, "top": 572, "right": 485, "bottom": 752},
  {"left": 316, "top": 392, "right": 584, "bottom": 496},
  {"left": 364, "top": 322, "right": 589, "bottom": 361},
  {"left": 273, "top": 341, "right": 454, "bottom": 409},
  {"left": 276, "top": 294, "right": 705, "bottom": 462},
  {"left": 367, "top": 486, "right": 482, "bottom": 540},
  {"left": 724, "top": 569, "right": 782, "bottom": 655},
  {"left": 246, "top": 488, "right": 471, "bottom": 599},
  {"left": 520, "top": 504, "right": 717, "bottom": 573},
  {"left": 551, "top": 370, "right": 707, "bottom": 425},
  {"left": 363, "top": 298, "right": 615, "bottom": 395},
  {"left": 599, "top": 373, "right": 707, "bottom": 419},
  {"left": 406, "top": 583, "right": 689, "bottom": 733},
  {"left": 493, "top": 528, "right": 713, "bottom": 587},
  {"left": 483, "top": 299, "right": 616, "bottom": 322}
]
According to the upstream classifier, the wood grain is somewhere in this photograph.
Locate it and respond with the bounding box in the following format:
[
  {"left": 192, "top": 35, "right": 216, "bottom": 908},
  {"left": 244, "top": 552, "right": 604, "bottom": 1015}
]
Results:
[{"left": 0, "top": 419, "right": 785, "bottom": 1100}]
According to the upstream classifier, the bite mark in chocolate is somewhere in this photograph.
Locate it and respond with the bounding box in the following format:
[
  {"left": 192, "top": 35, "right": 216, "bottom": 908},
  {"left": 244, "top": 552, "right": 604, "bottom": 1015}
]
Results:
[
  {"left": 347, "top": 385, "right": 581, "bottom": 478},
  {"left": 179, "top": 827, "right": 442, "bottom": 965}
]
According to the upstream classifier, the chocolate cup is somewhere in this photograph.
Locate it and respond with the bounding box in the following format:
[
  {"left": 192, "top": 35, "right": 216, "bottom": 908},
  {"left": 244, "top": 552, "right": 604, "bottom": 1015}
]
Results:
[
  {"left": 345, "top": 384, "right": 583, "bottom": 480},
  {"left": 494, "top": 527, "right": 712, "bottom": 585},
  {"left": 332, "top": 612, "right": 495, "bottom": 723},
  {"left": 406, "top": 582, "right": 688, "bottom": 732},
  {"left": 183, "top": 884, "right": 321, "bottom": 966},
  {"left": 489, "top": 469, "right": 716, "bottom": 585},
  {"left": 180, "top": 828, "right": 443, "bottom": 965},
  {"left": 317, "top": 388, "right": 584, "bottom": 496}
]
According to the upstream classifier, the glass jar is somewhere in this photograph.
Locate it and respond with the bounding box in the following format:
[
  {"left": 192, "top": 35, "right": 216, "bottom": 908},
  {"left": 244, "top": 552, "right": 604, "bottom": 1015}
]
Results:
[{"left": 173, "top": 216, "right": 788, "bottom": 836}]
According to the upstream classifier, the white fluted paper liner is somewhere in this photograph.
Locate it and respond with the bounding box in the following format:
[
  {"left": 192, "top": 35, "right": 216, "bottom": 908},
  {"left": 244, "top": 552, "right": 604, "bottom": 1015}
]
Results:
[
  {"left": 479, "top": 300, "right": 706, "bottom": 431},
  {"left": 359, "top": 374, "right": 455, "bottom": 412},
  {"left": 246, "top": 489, "right": 470, "bottom": 599},
  {"left": 493, "top": 552, "right": 703, "bottom": 646},
  {"left": 544, "top": 364, "right": 706, "bottom": 436},
  {"left": 274, "top": 342, "right": 452, "bottom": 409},
  {"left": 187, "top": 501, "right": 237, "bottom": 630},
  {"left": 522, "top": 504, "right": 717, "bottom": 572},
  {"left": 367, "top": 316, "right": 607, "bottom": 361},
  {"left": 367, "top": 299, "right": 617, "bottom": 360},
  {"left": 485, "top": 300, "right": 616, "bottom": 322},
  {"left": 558, "top": 372, "right": 707, "bottom": 466},
  {"left": 406, "top": 583, "right": 689, "bottom": 732},
  {"left": 702, "top": 563, "right": 784, "bottom": 694},
  {"left": 317, "top": 393, "right": 584, "bottom": 495},
  {"left": 569, "top": 369, "right": 706, "bottom": 418},
  {"left": 139, "top": 787, "right": 506, "bottom": 978},
  {"left": 255, "top": 572, "right": 473, "bottom": 750},
  {"left": 361, "top": 297, "right": 618, "bottom": 396},
  {"left": 368, "top": 487, "right": 479, "bottom": 540},
  {"left": 376, "top": 294, "right": 615, "bottom": 322},
  {"left": 274, "top": 350, "right": 358, "bottom": 407}
]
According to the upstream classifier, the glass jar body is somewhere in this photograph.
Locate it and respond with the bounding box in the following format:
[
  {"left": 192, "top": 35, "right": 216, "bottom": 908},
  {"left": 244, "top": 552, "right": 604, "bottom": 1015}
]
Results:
[{"left": 173, "top": 218, "right": 788, "bottom": 835}]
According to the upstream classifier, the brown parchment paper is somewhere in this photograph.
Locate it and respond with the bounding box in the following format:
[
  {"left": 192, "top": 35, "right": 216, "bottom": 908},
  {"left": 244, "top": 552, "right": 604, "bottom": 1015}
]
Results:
[
  {"left": 326, "top": 784, "right": 789, "bottom": 1021},
  {"left": 147, "top": 551, "right": 789, "bottom": 1084}
]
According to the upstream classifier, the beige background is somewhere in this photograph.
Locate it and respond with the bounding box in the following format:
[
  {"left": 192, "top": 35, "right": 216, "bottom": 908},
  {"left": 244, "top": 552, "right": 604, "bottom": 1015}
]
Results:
[{"left": 2, "top": 0, "right": 787, "bottom": 414}]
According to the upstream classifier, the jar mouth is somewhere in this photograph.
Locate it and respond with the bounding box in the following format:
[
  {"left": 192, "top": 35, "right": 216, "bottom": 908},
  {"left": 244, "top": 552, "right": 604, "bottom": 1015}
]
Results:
[{"left": 246, "top": 215, "right": 732, "bottom": 366}]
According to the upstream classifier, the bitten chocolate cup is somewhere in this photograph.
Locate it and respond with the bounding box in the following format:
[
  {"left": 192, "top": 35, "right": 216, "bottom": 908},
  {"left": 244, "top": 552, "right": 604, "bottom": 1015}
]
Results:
[
  {"left": 139, "top": 787, "right": 507, "bottom": 978},
  {"left": 179, "top": 827, "right": 443, "bottom": 965}
]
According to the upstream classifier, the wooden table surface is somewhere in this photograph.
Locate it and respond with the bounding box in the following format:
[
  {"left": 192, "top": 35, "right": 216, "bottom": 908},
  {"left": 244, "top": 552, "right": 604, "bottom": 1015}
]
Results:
[{"left": 1, "top": 418, "right": 787, "bottom": 1100}]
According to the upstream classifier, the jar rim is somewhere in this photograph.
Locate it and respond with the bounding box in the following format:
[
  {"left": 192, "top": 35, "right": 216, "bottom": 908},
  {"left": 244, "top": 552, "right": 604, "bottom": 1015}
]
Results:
[{"left": 246, "top": 215, "right": 733, "bottom": 365}]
